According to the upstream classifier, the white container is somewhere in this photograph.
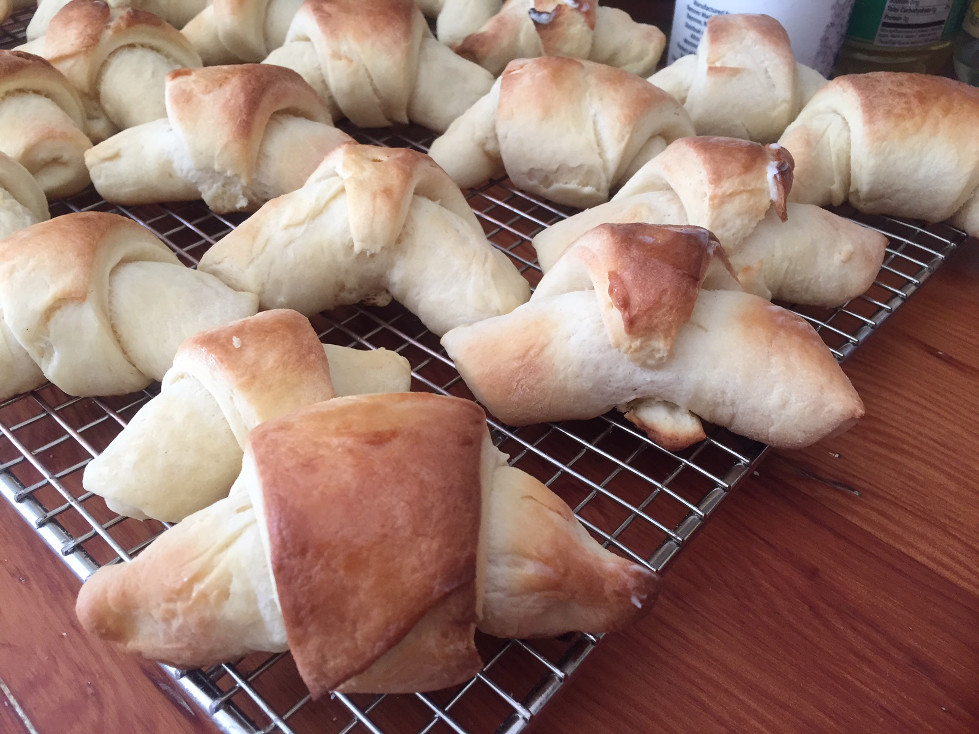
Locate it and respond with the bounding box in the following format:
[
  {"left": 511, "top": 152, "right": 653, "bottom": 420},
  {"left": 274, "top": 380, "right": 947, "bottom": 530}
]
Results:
[{"left": 668, "top": 0, "right": 858, "bottom": 75}]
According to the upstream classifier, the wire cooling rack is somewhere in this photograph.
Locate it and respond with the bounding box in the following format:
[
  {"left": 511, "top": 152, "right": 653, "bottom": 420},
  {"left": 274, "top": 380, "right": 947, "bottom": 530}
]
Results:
[{"left": 0, "top": 8, "right": 970, "bottom": 733}]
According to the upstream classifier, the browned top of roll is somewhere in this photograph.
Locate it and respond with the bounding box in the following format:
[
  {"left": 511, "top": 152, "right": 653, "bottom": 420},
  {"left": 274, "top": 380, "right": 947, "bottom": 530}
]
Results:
[
  {"left": 0, "top": 49, "right": 87, "bottom": 124},
  {"left": 165, "top": 64, "right": 331, "bottom": 182},
  {"left": 249, "top": 393, "right": 487, "bottom": 695},
  {"left": 0, "top": 212, "right": 178, "bottom": 306}
]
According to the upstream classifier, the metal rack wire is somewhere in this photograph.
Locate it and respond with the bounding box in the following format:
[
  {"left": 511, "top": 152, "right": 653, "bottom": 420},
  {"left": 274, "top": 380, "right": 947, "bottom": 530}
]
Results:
[{"left": 0, "top": 8, "right": 970, "bottom": 732}]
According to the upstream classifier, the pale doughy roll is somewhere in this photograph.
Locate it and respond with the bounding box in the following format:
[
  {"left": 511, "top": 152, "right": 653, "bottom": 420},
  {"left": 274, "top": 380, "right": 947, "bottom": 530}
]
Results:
[
  {"left": 84, "top": 309, "right": 413, "bottom": 523},
  {"left": 0, "top": 212, "right": 258, "bottom": 401},
  {"left": 428, "top": 56, "right": 695, "bottom": 208},
  {"left": 261, "top": 0, "right": 494, "bottom": 132},
  {"left": 0, "top": 50, "right": 92, "bottom": 197},
  {"left": 532, "top": 136, "right": 888, "bottom": 309},
  {"left": 18, "top": 0, "right": 202, "bottom": 141},
  {"left": 416, "top": 0, "right": 501, "bottom": 46},
  {"left": 199, "top": 143, "right": 530, "bottom": 336},
  {"left": 84, "top": 64, "right": 352, "bottom": 213},
  {"left": 181, "top": 0, "right": 303, "bottom": 64},
  {"left": 649, "top": 13, "right": 826, "bottom": 143},
  {"left": 28, "top": 0, "right": 207, "bottom": 39}
]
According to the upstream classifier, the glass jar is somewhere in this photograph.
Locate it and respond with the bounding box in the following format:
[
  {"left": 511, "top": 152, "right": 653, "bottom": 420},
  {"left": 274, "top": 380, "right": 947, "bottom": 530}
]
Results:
[
  {"left": 835, "top": 0, "right": 968, "bottom": 75},
  {"left": 952, "top": 0, "right": 979, "bottom": 84}
]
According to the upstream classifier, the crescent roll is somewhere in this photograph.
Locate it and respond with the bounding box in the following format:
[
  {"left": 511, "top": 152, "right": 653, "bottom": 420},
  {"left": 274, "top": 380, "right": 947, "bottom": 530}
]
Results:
[
  {"left": 442, "top": 223, "right": 864, "bottom": 451},
  {"left": 428, "top": 56, "right": 695, "bottom": 208},
  {"left": 84, "top": 63, "right": 352, "bottom": 213},
  {"left": 261, "top": 0, "right": 494, "bottom": 132},
  {"left": 198, "top": 142, "right": 530, "bottom": 336},
  {"left": 18, "top": 0, "right": 203, "bottom": 142},
  {"left": 76, "top": 393, "right": 660, "bottom": 693},
  {"left": 778, "top": 72, "right": 979, "bottom": 236},
  {"left": 180, "top": 0, "right": 303, "bottom": 65},
  {"left": 84, "top": 309, "right": 412, "bottom": 523},
  {"left": 453, "top": 0, "right": 665, "bottom": 77},
  {"left": 0, "top": 212, "right": 258, "bottom": 401},
  {"left": 533, "top": 136, "right": 888, "bottom": 308},
  {"left": 649, "top": 13, "right": 826, "bottom": 143},
  {"left": 0, "top": 50, "right": 93, "bottom": 197}
]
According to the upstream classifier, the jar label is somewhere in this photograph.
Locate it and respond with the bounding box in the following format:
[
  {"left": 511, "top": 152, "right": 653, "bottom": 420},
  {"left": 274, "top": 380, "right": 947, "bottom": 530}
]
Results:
[{"left": 846, "top": 0, "right": 967, "bottom": 46}]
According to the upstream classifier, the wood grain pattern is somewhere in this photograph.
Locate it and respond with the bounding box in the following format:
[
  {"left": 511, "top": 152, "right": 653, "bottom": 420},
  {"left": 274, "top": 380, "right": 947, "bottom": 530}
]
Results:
[{"left": 0, "top": 496, "right": 213, "bottom": 733}]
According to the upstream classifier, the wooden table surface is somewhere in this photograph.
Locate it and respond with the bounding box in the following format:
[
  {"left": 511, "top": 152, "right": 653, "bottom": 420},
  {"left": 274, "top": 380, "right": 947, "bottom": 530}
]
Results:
[{"left": 2, "top": 234, "right": 976, "bottom": 733}]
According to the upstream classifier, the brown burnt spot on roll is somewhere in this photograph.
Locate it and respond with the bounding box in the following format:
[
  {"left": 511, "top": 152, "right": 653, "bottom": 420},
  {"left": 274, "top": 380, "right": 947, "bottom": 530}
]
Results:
[
  {"left": 578, "top": 223, "right": 720, "bottom": 362},
  {"left": 606, "top": 269, "right": 631, "bottom": 317},
  {"left": 529, "top": 7, "right": 555, "bottom": 24},
  {"left": 767, "top": 143, "right": 794, "bottom": 221},
  {"left": 531, "top": 1, "right": 597, "bottom": 57},
  {"left": 530, "top": 0, "right": 597, "bottom": 28}
]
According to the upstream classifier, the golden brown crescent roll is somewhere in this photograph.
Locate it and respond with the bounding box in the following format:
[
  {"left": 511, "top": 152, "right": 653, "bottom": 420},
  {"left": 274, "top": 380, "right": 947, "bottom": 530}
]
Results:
[
  {"left": 84, "top": 63, "right": 352, "bottom": 212},
  {"left": 18, "top": 0, "right": 203, "bottom": 142},
  {"left": 428, "top": 56, "right": 695, "bottom": 208},
  {"left": 533, "top": 136, "right": 888, "bottom": 309},
  {"left": 649, "top": 13, "right": 826, "bottom": 143},
  {"left": 778, "top": 72, "right": 979, "bottom": 236},
  {"left": 453, "top": 0, "right": 665, "bottom": 77},
  {"left": 28, "top": 0, "right": 207, "bottom": 39},
  {"left": 261, "top": 0, "right": 494, "bottom": 132},
  {"left": 83, "top": 309, "right": 413, "bottom": 523},
  {"left": 76, "top": 393, "right": 660, "bottom": 694},
  {"left": 0, "top": 212, "right": 258, "bottom": 401},
  {"left": 442, "top": 223, "right": 864, "bottom": 451},
  {"left": 198, "top": 142, "right": 530, "bottom": 336},
  {"left": 0, "top": 49, "right": 93, "bottom": 197},
  {"left": 0, "top": 152, "right": 49, "bottom": 240}
]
